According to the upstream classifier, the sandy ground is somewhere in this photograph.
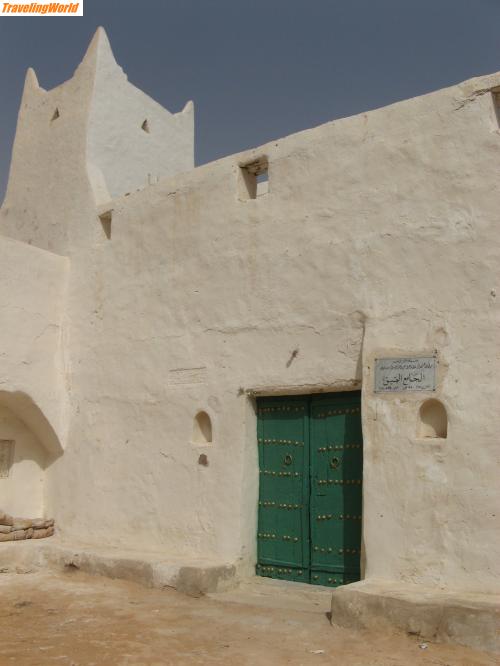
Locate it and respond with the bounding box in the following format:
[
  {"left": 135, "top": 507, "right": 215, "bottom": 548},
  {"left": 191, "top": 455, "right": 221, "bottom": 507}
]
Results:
[{"left": 0, "top": 569, "right": 498, "bottom": 666}]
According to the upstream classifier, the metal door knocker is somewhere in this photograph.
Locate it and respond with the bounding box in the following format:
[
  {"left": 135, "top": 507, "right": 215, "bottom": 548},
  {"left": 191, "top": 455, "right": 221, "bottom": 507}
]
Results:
[
  {"left": 284, "top": 454, "right": 293, "bottom": 466},
  {"left": 330, "top": 457, "right": 340, "bottom": 470}
]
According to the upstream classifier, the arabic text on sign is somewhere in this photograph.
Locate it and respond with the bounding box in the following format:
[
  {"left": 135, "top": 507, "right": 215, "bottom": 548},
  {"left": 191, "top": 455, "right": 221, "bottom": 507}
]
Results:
[{"left": 374, "top": 357, "right": 436, "bottom": 393}]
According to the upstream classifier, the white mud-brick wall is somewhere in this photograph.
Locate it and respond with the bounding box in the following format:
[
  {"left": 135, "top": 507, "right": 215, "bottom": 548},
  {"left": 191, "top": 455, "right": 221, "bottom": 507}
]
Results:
[
  {"left": 0, "top": 29, "right": 498, "bottom": 595},
  {"left": 0, "top": 236, "right": 67, "bottom": 520}
]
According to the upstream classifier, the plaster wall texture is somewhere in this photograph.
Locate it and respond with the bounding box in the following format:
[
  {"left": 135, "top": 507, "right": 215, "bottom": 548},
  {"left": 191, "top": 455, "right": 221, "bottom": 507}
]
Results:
[
  {"left": 0, "top": 236, "right": 68, "bottom": 458},
  {"left": 0, "top": 236, "right": 67, "bottom": 517},
  {"left": 1, "top": 30, "right": 499, "bottom": 596}
]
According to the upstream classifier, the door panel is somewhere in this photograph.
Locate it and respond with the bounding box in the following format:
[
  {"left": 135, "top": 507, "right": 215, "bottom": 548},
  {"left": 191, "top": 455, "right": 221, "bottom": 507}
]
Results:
[
  {"left": 309, "top": 394, "right": 362, "bottom": 586},
  {"left": 257, "top": 392, "right": 362, "bottom": 588},
  {"left": 257, "top": 398, "right": 310, "bottom": 581}
]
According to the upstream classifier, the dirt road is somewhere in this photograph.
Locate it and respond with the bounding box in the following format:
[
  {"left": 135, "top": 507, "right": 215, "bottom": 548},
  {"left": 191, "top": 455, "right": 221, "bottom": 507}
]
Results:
[{"left": 0, "top": 569, "right": 497, "bottom": 665}]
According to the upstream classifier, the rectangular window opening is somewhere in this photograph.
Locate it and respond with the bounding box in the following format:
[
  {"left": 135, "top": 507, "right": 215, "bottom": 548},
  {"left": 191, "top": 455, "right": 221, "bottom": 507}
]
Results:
[
  {"left": 239, "top": 158, "right": 269, "bottom": 200},
  {"left": 256, "top": 170, "right": 269, "bottom": 197}
]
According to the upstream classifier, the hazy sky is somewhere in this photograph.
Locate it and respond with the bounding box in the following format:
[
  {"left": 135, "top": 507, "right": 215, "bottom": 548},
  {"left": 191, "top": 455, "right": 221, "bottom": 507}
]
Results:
[{"left": 1, "top": 0, "right": 500, "bottom": 200}]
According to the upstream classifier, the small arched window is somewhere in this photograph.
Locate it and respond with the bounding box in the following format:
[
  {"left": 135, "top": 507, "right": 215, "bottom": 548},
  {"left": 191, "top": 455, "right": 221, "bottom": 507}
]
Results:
[
  {"left": 192, "top": 411, "right": 212, "bottom": 444},
  {"left": 418, "top": 399, "right": 447, "bottom": 439}
]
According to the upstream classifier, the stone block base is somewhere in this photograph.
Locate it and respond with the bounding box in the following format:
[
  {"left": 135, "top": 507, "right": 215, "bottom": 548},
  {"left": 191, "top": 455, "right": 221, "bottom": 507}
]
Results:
[
  {"left": 330, "top": 580, "right": 500, "bottom": 654},
  {"left": 0, "top": 539, "right": 236, "bottom": 597}
]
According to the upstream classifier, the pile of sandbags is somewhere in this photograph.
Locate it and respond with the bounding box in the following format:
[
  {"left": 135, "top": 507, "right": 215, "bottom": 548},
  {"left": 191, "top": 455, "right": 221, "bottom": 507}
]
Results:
[{"left": 0, "top": 510, "right": 54, "bottom": 542}]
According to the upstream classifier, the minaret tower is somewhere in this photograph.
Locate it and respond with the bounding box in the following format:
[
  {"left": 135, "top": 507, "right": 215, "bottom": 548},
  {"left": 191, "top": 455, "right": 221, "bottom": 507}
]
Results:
[{"left": 1, "top": 27, "right": 194, "bottom": 254}]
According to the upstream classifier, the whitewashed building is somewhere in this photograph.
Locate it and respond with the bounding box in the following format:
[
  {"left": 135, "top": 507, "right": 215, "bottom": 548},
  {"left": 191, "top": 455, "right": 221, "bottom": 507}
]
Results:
[{"left": 0, "top": 28, "right": 498, "bottom": 649}]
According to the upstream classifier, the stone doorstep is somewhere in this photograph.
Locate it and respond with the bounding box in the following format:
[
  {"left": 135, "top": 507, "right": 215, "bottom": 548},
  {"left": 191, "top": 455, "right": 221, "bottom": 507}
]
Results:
[
  {"left": 330, "top": 579, "right": 500, "bottom": 654},
  {"left": 0, "top": 539, "right": 236, "bottom": 597},
  {"left": 209, "top": 575, "right": 334, "bottom": 614}
]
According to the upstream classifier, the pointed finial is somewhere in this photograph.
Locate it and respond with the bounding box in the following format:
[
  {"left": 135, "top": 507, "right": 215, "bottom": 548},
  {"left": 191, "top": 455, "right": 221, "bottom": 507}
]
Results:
[
  {"left": 21, "top": 66, "right": 43, "bottom": 103},
  {"left": 182, "top": 100, "right": 194, "bottom": 114},
  {"left": 78, "top": 26, "right": 120, "bottom": 74},
  {"left": 25, "top": 67, "right": 39, "bottom": 89}
]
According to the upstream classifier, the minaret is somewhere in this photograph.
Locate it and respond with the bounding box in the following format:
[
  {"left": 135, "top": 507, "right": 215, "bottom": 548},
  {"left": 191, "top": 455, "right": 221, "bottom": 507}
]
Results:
[
  {"left": 79, "top": 27, "right": 194, "bottom": 206},
  {"left": 0, "top": 27, "right": 194, "bottom": 254}
]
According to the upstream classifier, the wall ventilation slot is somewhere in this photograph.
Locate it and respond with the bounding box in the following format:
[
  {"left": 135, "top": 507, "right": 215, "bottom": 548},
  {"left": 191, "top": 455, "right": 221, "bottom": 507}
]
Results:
[
  {"left": 492, "top": 91, "right": 500, "bottom": 128},
  {"left": 239, "top": 157, "right": 269, "bottom": 200},
  {"left": 98, "top": 210, "right": 112, "bottom": 240}
]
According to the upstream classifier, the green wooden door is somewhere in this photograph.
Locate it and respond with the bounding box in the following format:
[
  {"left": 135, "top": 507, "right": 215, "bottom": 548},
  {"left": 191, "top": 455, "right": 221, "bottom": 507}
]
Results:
[
  {"left": 309, "top": 394, "right": 363, "bottom": 587},
  {"left": 256, "top": 392, "right": 362, "bottom": 588},
  {"left": 256, "top": 397, "right": 310, "bottom": 583}
]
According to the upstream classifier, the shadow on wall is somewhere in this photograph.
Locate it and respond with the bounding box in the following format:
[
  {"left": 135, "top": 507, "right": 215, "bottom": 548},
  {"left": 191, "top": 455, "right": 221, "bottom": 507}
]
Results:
[
  {"left": 0, "top": 391, "right": 63, "bottom": 457},
  {"left": 0, "top": 391, "right": 63, "bottom": 517}
]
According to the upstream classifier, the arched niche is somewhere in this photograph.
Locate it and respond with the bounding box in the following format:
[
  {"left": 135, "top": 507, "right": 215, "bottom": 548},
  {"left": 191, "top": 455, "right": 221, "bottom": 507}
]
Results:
[
  {"left": 0, "top": 391, "right": 63, "bottom": 457},
  {"left": 192, "top": 411, "right": 213, "bottom": 445},
  {"left": 418, "top": 399, "right": 448, "bottom": 439},
  {"left": 0, "top": 390, "right": 62, "bottom": 517},
  {"left": 0, "top": 404, "right": 48, "bottom": 517}
]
